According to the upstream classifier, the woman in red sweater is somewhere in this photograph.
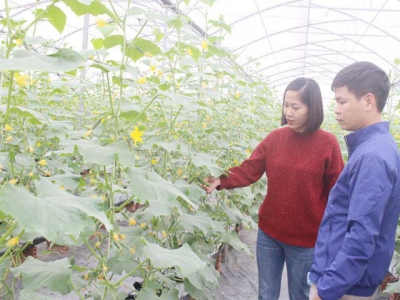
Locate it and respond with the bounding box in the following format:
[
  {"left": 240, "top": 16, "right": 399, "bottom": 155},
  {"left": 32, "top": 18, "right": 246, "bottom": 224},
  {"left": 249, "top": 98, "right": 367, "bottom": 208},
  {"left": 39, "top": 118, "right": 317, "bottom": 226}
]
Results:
[{"left": 203, "top": 78, "right": 344, "bottom": 300}]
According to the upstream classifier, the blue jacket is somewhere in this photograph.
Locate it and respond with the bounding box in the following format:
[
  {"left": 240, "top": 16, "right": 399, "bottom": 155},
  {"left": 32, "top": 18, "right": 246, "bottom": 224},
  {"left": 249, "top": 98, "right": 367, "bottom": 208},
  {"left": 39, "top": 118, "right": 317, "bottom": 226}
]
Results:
[{"left": 310, "top": 122, "right": 400, "bottom": 300}]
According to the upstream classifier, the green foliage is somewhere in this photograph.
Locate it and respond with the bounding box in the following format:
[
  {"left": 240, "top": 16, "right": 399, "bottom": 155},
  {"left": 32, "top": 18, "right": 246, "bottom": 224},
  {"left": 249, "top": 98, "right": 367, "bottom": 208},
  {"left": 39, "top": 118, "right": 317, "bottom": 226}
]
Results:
[{"left": 0, "top": 0, "right": 281, "bottom": 299}]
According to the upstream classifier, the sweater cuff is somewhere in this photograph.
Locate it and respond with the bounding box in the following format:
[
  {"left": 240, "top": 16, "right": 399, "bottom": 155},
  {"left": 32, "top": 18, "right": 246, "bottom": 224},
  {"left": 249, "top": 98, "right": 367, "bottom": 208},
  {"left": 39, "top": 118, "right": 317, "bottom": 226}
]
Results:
[{"left": 217, "top": 174, "right": 229, "bottom": 190}]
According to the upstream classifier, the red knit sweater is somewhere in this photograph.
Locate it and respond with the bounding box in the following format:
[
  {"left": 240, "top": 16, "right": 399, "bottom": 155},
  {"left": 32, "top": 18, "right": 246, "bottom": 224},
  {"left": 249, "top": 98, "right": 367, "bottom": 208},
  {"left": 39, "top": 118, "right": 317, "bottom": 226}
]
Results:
[{"left": 219, "top": 127, "right": 344, "bottom": 247}]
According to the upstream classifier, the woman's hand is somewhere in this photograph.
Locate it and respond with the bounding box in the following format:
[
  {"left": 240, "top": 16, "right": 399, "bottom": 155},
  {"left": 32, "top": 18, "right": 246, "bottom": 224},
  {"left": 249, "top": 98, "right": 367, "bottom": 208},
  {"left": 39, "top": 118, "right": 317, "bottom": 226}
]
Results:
[{"left": 200, "top": 176, "right": 221, "bottom": 193}]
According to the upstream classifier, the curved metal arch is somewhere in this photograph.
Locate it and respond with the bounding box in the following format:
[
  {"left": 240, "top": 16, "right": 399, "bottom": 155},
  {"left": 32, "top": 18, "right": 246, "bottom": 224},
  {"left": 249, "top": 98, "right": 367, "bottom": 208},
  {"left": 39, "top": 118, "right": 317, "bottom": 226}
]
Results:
[
  {"left": 232, "top": 3, "right": 400, "bottom": 56},
  {"left": 244, "top": 25, "right": 399, "bottom": 76},
  {"left": 310, "top": 3, "right": 400, "bottom": 44},
  {"left": 252, "top": 53, "right": 339, "bottom": 76},
  {"left": 311, "top": 26, "right": 399, "bottom": 72},
  {"left": 209, "top": 0, "right": 303, "bottom": 36},
  {"left": 267, "top": 69, "right": 334, "bottom": 87},
  {"left": 233, "top": 18, "right": 354, "bottom": 53},
  {"left": 262, "top": 62, "right": 336, "bottom": 82},
  {"left": 250, "top": 43, "right": 357, "bottom": 76},
  {"left": 240, "top": 38, "right": 344, "bottom": 68}
]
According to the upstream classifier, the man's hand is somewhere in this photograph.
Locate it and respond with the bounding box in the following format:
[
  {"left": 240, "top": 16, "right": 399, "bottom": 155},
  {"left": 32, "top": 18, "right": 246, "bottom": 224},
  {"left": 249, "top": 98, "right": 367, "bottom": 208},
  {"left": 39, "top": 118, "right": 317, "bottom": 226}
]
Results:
[
  {"left": 309, "top": 284, "right": 322, "bottom": 300},
  {"left": 200, "top": 176, "right": 221, "bottom": 193}
]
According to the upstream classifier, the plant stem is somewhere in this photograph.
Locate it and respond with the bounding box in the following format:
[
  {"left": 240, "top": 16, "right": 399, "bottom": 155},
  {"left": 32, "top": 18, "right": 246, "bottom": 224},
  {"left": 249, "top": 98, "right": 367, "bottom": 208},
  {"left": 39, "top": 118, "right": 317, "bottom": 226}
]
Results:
[{"left": 69, "top": 279, "right": 85, "bottom": 300}]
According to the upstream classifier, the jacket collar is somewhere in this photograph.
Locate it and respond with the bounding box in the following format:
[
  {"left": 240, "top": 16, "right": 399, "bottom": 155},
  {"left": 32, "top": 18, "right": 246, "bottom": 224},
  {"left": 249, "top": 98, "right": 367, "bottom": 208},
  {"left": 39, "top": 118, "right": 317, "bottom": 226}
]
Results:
[{"left": 345, "top": 122, "right": 389, "bottom": 157}]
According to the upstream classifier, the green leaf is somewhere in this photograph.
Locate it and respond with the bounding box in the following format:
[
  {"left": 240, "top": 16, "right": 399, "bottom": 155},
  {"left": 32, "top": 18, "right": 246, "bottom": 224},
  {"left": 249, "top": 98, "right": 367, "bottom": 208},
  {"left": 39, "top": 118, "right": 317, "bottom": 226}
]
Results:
[
  {"left": 126, "top": 38, "right": 161, "bottom": 62},
  {"left": 127, "top": 168, "right": 197, "bottom": 209},
  {"left": 209, "top": 19, "right": 231, "bottom": 34},
  {"left": 137, "top": 201, "right": 175, "bottom": 220},
  {"left": 91, "top": 38, "right": 104, "bottom": 49},
  {"left": 19, "top": 290, "right": 57, "bottom": 300},
  {"left": 179, "top": 212, "right": 220, "bottom": 235},
  {"left": 63, "top": 139, "right": 116, "bottom": 165},
  {"left": 11, "top": 257, "right": 72, "bottom": 294},
  {"left": 0, "top": 49, "right": 85, "bottom": 72},
  {"left": 143, "top": 240, "right": 206, "bottom": 277},
  {"left": 9, "top": 105, "right": 49, "bottom": 125},
  {"left": 191, "top": 152, "right": 225, "bottom": 177},
  {"left": 108, "top": 248, "right": 139, "bottom": 275},
  {"left": 104, "top": 35, "right": 124, "bottom": 49},
  {"left": 220, "top": 231, "right": 251, "bottom": 256},
  {"left": 119, "top": 109, "right": 147, "bottom": 122},
  {"left": 62, "top": 0, "right": 115, "bottom": 19},
  {"left": 0, "top": 179, "right": 112, "bottom": 244},
  {"left": 90, "top": 63, "right": 120, "bottom": 73},
  {"left": 208, "top": 44, "right": 231, "bottom": 57},
  {"left": 0, "top": 256, "right": 11, "bottom": 279},
  {"left": 41, "top": 5, "right": 67, "bottom": 33},
  {"left": 136, "top": 287, "right": 160, "bottom": 300}
]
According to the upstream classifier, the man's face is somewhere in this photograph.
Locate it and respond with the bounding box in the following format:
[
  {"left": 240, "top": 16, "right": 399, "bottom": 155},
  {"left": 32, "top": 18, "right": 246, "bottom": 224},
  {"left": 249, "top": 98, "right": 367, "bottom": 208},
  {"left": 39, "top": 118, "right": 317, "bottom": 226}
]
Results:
[{"left": 334, "top": 86, "right": 369, "bottom": 131}]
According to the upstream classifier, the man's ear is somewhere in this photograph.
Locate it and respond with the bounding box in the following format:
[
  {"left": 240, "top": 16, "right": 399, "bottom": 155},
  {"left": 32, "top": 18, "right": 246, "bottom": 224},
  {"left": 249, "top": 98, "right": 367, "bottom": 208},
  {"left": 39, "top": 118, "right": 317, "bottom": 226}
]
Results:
[{"left": 364, "top": 93, "right": 376, "bottom": 111}]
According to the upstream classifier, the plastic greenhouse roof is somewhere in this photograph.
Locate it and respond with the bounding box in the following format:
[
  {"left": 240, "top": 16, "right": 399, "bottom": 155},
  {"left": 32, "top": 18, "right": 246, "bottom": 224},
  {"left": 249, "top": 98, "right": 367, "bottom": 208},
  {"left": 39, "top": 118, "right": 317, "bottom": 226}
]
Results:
[{"left": 3, "top": 0, "right": 400, "bottom": 101}]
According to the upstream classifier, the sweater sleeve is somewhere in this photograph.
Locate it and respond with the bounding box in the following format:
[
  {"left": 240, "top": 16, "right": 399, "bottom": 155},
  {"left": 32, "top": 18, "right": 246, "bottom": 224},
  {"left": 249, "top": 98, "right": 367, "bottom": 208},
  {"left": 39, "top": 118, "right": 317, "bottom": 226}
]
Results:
[
  {"left": 316, "top": 154, "right": 394, "bottom": 300},
  {"left": 323, "top": 137, "right": 344, "bottom": 198},
  {"left": 219, "top": 137, "right": 267, "bottom": 190}
]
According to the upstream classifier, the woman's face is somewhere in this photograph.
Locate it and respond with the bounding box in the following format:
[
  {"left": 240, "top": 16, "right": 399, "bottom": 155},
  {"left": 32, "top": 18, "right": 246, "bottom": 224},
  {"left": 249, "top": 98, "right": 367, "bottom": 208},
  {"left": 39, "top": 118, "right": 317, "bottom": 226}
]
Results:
[{"left": 283, "top": 90, "right": 309, "bottom": 133}]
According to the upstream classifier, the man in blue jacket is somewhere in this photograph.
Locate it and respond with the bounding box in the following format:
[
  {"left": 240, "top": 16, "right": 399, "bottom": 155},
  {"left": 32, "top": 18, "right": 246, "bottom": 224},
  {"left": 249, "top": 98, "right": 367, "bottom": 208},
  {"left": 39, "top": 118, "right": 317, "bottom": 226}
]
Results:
[{"left": 309, "top": 61, "right": 400, "bottom": 300}]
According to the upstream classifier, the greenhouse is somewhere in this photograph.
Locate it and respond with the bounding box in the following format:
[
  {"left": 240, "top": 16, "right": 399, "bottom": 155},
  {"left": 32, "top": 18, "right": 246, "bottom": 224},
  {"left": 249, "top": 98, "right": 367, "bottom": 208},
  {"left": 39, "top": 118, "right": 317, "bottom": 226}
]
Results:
[{"left": 1, "top": 0, "right": 400, "bottom": 299}]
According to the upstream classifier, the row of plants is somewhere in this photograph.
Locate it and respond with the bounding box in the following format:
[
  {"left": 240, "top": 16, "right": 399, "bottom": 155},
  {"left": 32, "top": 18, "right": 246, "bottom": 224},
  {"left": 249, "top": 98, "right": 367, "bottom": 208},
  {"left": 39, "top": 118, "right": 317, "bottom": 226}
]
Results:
[{"left": 0, "top": 0, "right": 281, "bottom": 299}]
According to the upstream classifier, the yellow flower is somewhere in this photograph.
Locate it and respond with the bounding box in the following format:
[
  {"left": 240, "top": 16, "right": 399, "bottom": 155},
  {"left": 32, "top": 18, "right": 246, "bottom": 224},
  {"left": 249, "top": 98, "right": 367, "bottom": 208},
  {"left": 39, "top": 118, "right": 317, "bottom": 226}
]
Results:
[
  {"left": 90, "top": 177, "right": 97, "bottom": 184},
  {"left": 119, "top": 234, "right": 126, "bottom": 240},
  {"left": 28, "top": 146, "right": 34, "bottom": 153},
  {"left": 201, "top": 40, "right": 208, "bottom": 50},
  {"left": 395, "top": 134, "right": 400, "bottom": 140},
  {"left": 84, "top": 273, "right": 89, "bottom": 280},
  {"left": 95, "top": 18, "right": 107, "bottom": 28},
  {"left": 6, "top": 136, "right": 12, "bottom": 142},
  {"left": 4, "top": 124, "right": 12, "bottom": 131},
  {"left": 162, "top": 230, "right": 167, "bottom": 239},
  {"left": 94, "top": 241, "right": 101, "bottom": 248},
  {"left": 186, "top": 48, "right": 193, "bottom": 56},
  {"left": 83, "top": 130, "right": 92, "bottom": 138},
  {"left": 38, "top": 159, "right": 47, "bottom": 166},
  {"left": 137, "top": 77, "right": 147, "bottom": 84},
  {"left": 113, "top": 233, "right": 119, "bottom": 242},
  {"left": 177, "top": 167, "right": 183, "bottom": 176},
  {"left": 9, "top": 179, "right": 17, "bottom": 185},
  {"left": 130, "top": 126, "right": 143, "bottom": 146},
  {"left": 246, "top": 149, "right": 251, "bottom": 154},
  {"left": 151, "top": 158, "right": 157, "bottom": 165},
  {"left": 205, "top": 115, "right": 211, "bottom": 122},
  {"left": 139, "top": 223, "right": 146, "bottom": 229},
  {"left": 47, "top": 77, "right": 51, "bottom": 83},
  {"left": 201, "top": 122, "right": 207, "bottom": 129},
  {"left": 130, "top": 246, "right": 136, "bottom": 255},
  {"left": 14, "top": 73, "right": 30, "bottom": 86},
  {"left": 15, "top": 39, "right": 23, "bottom": 46},
  {"left": 135, "top": 155, "right": 140, "bottom": 160},
  {"left": 235, "top": 92, "right": 240, "bottom": 99},
  {"left": 60, "top": 185, "right": 65, "bottom": 190},
  {"left": 98, "top": 274, "right": 104, "bottom": 281},
  {"left": 44, "top": 171, "right": 51, "bottom": 177},
  {"left": 7, "top": 237, "right": 19, "bottom": 247},
  {"left": 36, "top": 142, "right": 41, "bottom": 147},
  {"left": 144, "top": 52, "right": 153, "bottom": 57},
  {"left": 150, "top": 65, "right": 156, "bottom": 72},
  {"left": 129, "top": 218, "right": 137, "bottom": 226},
  {"left": 157, "top": 70, "right": 163, "bottom": 77},
  {"left": 102, "top": 265, "right": 108, "bottom": 272},
  {"left": 29, "top": 172, "right": 34, "bottom": 177}
]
